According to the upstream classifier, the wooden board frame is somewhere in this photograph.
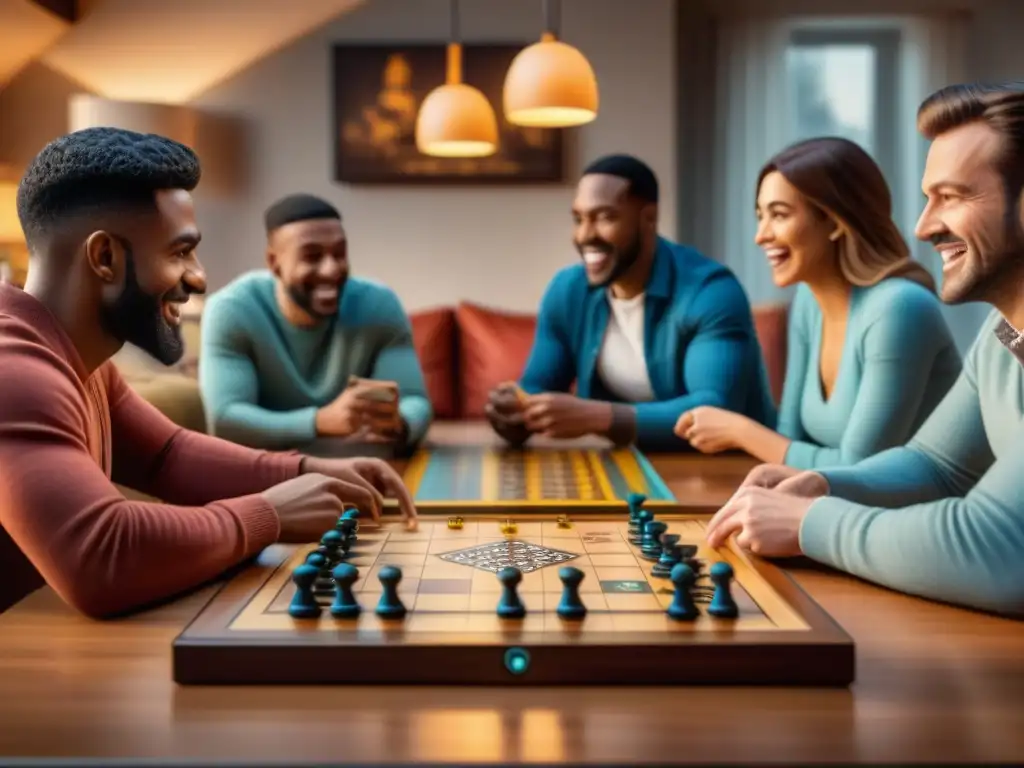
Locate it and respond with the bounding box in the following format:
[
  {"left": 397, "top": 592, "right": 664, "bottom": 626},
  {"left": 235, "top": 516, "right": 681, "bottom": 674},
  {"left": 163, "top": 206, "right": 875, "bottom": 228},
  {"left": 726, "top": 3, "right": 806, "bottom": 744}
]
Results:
[{"left": 173, "top": 515, "right": 855, "bottom": 687}]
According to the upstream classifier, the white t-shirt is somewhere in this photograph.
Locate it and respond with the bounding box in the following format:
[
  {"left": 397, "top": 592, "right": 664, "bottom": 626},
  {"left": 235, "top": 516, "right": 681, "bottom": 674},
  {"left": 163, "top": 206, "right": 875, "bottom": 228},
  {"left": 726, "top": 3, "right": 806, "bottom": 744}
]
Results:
[{"left": 596, "top": 291, "right": 655, "bottom": 402}]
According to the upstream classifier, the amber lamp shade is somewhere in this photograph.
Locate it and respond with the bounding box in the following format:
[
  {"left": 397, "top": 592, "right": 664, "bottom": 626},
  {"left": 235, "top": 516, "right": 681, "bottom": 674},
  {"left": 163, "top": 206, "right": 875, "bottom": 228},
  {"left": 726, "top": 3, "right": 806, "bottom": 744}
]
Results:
[
  {"left": 503, "top": 31, "right": 598, "bottom": 127},
  {"left": 416, "top": 43, "right": 499, "bottom": 158}
]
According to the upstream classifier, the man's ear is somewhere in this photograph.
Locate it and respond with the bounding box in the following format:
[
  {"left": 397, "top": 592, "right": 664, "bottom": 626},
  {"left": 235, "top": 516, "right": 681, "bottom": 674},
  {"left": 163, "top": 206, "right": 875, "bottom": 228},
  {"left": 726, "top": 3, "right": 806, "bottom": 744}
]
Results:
[
  {"left": 641, "top": 203, "right": 658, "bottom": 233},
  {"left": 266, "top": 247, "right": 281, "bottom": 277},
  {"left": 84, "top": 231, "right": 124, "bottom": 285}
]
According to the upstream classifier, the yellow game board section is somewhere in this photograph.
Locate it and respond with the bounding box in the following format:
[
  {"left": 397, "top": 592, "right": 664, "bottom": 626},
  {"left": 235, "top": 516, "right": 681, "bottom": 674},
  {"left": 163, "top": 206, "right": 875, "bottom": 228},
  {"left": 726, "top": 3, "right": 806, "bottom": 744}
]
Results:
[
  {"left": 479, "top": 448, "right": 499, "bottom": 501},
  {"left": 229, "top": 519, "right": 809, "bottom": 635},
  {"left": 524, "top": 451, "right": 543, "bottom": 501},
  {"left": 583, "top": 450, "right": 616, "bottom": 500}
]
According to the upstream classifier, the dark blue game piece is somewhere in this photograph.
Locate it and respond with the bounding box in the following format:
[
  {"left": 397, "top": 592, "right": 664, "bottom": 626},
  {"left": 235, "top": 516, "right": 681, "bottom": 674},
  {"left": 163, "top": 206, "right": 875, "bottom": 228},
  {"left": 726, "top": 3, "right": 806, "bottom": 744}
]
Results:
[
  {"left": 630, "top": 509, "right": 653, "bottom": 545},
  {"left": 707, "top": 561, "right": 739, "bottom": 619},
  {"left": 320, "top": 529, "right": 345, "bottom": 563},
  {"left": 626, "top": 492, "right": 646, "bottom": 516},
  {"left": 304, "top": 551, "right": 326, "bottom": 568},
  {"left": 341, "top": 508, "right": 360, "bottom": 533},
  {"left": 641, "top": 520, "right": 668, "bottom": 560},
  {"left": 375, "top": 565, "right": 406, "bottom": 619},
  {"left": 556, "top": 566, "right": 587, "bottom": 620},
  {"left": 329, "top": 563, "right": 361, "bottom": 619},
  {"left": 666, "top": 562, "right": 699, "bottom": 621},
  {"left": 288, "top": 563, "right": 322, "bottom": 619},
  {"left": 627, "top": 493, "right": 647, "bottom": 537},
  {"left": 651, "top": 533, "right": 682, "bottom": 578},
  {"left": 336, "top": 517, "right": 356, "bottom": 538},
  {"left": 496, "top": 566, "right": 526, "bottom": 618}
]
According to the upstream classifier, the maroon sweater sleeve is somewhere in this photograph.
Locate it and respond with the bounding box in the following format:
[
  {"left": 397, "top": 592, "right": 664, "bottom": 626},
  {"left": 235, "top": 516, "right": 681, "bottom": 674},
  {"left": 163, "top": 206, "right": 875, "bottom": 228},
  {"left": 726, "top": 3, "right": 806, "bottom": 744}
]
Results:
[
  {"left": 104, "top": 365, "right": 303, "bottom": 505},
  {"left": 0, "top": 336, "right": 285, "bottom": 619}
]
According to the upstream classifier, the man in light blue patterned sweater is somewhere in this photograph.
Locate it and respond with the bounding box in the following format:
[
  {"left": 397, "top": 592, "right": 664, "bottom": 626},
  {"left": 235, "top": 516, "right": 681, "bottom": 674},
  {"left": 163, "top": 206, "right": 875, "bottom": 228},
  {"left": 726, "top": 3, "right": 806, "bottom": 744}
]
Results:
[
  {"left": 706, "top": 81, "right": 1024, "bottom": 617},
  {"left": 199, "top": 194, "right": 432, "bottom": 453}
]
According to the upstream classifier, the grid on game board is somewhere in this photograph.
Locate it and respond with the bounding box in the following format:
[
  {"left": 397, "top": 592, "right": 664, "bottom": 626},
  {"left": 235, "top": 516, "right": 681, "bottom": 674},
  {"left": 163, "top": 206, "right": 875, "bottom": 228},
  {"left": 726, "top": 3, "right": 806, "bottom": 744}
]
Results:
[
  {"left": 264, "top": 519, "right": 764, "bottom": 620},
  {"left": 494, "top": 452, "right": 605, "bottom": 501}
]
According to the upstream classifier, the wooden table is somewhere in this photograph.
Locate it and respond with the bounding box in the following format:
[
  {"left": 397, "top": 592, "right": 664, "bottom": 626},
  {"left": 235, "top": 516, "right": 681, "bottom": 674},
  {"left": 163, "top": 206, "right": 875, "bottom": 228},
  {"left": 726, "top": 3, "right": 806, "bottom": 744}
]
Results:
[{"left": 2, "top": 424, "right": 1022, "bottom": 765}]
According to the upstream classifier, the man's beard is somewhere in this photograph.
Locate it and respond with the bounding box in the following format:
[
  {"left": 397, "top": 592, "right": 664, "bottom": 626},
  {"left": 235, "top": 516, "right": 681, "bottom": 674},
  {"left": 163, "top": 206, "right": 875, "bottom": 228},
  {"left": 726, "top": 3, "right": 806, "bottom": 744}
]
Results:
[
  {"left": 579, "top": 230, "right": 643, "bottom": 288},
  {"left": 938, "top": 222, "right": 1024, "bottom": 306},
  {"left": 101, "top": 249, "right": 188, "bottom": 366},
  {"left": 287, "top": 277, "right": 346, "bottom": 320}
]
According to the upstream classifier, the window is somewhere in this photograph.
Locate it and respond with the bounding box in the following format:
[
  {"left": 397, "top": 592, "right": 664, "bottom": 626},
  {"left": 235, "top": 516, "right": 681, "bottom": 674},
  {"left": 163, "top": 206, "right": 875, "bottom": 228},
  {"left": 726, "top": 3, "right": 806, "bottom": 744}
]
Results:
[{"left": 785, "top": 28, "right": 901, "bottom": 222}]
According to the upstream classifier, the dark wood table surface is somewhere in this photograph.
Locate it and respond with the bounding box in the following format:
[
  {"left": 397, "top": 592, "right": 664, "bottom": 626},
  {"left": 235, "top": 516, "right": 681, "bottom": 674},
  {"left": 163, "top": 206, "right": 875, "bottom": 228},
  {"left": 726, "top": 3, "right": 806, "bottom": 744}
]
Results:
[{"left": 1, "top": 423, "right": 1023, "bottom": 765}]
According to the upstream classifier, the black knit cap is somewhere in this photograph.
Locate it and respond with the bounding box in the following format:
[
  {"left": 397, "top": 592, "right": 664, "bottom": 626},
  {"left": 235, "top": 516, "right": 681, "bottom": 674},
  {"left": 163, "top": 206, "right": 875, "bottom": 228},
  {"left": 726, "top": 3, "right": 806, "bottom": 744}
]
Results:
[
  {"left": 581, "top": 154, "right": 659, "bottom": 203},
  {"left": 264, "top": 193, "right": 340, "bottom": 233}
]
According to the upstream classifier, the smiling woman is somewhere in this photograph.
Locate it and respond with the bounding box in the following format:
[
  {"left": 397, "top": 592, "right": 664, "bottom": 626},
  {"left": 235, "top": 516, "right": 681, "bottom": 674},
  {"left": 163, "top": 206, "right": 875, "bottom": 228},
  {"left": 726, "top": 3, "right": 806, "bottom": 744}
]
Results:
[{"left": 675, "top": 136, "right": 962, "bottom": 469}]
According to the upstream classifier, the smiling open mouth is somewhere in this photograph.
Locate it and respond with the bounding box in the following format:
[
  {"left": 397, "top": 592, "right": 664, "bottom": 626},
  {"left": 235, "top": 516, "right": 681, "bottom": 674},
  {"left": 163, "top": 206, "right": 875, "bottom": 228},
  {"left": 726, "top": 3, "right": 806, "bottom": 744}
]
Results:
[
  {"left": 938, "top": 243, "right": 968, "bottom": 272},
  {"left": 765, "top": 247, "right": 790, "bottom": 268},
  {"left": 162, "top": 302, "right": 182, "bottom": 327}
]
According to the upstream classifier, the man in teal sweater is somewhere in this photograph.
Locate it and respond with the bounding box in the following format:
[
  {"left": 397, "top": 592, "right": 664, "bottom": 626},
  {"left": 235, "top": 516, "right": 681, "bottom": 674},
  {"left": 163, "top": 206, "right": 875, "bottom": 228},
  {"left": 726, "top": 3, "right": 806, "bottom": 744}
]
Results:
[
  {"left": 707, "top": 81, "right": 1024, "bottom": 616},
  {"left": 199, "top": 194, "right": 432, "bottom": 453},
  {"left": 487, "top": 155, "right": 776, "bottom": 451}
]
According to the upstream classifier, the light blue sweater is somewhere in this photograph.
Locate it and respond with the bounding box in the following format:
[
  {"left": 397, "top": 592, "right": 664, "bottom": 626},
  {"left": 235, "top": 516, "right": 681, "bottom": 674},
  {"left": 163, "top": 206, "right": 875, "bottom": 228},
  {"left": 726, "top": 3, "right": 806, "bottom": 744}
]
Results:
[
  {"left": 198, "top": 271, "right": 432, "bottom": 450},
  {"left": 799, "top": 310, "right": 1024, "bottom": 616},
  {"left": 779, "top": 279, "right": 961, "bottom": 468}
]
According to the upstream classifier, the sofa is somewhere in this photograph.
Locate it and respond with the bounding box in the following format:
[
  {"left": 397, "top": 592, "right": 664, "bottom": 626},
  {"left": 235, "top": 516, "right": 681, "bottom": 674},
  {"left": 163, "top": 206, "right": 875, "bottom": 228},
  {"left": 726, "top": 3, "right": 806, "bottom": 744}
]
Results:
[{"left": 113, "top": 301, "right": 789, "bottom": 430}]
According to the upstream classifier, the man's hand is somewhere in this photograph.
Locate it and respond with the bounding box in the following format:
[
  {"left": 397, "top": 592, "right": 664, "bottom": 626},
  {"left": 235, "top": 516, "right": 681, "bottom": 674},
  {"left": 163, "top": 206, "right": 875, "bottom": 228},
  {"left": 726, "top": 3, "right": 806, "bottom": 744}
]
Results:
[
  {"left": 740, "top": 463, "right": 804, "bottom": 490},
  {"left": 301, "top": 456, "right": 418, "bottom": 529},
  {"left": 523, "top": 392, "right": 609, "bottom": 439},
  {"left": 315, "top": 380, "right": 401, "bottom": 439},
  {"left": 674, "top": 406, "right": 745, "bottom": 453},
  {"left": 485, "top": 382, "right": 531, "bottom": 445},
  {"left": 776, "top": 470, "right": 830, "bottom": 498},
  {"left": 705, "top": 486, "right": 819, "bottom": 556},
  {"left": 261, "top": 473, "right": 364, "bottom": 542},
  {"left": 485, "top": 382, "right": 527, "bottom": 427}
]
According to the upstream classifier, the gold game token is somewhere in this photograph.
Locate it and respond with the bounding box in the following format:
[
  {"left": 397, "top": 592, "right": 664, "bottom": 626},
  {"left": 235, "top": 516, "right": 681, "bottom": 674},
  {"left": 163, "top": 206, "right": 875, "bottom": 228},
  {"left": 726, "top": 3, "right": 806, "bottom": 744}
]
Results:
[{"left": 447, "top": 516, "right": 464, "bottom": 530}]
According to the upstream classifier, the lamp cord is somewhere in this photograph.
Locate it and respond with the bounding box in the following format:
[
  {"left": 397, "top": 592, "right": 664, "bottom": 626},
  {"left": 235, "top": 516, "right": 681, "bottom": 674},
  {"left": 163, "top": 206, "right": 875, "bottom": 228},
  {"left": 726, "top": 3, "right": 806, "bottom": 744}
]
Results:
[{"left": 543, "top": 0, "right": 559, "bottom": 35}]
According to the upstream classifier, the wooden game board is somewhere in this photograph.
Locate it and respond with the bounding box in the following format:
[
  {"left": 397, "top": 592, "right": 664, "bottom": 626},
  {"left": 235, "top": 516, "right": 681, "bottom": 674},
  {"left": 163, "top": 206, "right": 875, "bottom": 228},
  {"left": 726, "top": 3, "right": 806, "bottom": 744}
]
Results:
[
  {"left": 400, "top": 445, "right": 677, "bottom": 512},
  {"left": 173, "top": 515, "right": 855, "bottom": 686}
]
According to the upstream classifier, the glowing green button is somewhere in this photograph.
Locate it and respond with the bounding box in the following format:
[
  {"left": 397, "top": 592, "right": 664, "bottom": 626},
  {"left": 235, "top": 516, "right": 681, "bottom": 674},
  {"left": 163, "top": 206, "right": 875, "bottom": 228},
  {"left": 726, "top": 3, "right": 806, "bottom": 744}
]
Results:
[{"left": 503, "top": 647, "right": 530, "bottom": 675}]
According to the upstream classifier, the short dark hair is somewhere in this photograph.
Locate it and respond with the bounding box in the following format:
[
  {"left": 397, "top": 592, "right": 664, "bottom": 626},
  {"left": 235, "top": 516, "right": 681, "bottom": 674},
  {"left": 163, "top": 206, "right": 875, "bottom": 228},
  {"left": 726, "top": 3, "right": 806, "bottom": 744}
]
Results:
[
  {"left": 917, "top": 81, "right": 1024, "bottom": 193},
  {"left": 581, "top": 154, "right": 659, "bottom": 203},
  {"left": 16, "top": 126, "right": 201, "bottom": 249},
  {"left": 263, "top": 193, "right": 341, "bottom": 235}
]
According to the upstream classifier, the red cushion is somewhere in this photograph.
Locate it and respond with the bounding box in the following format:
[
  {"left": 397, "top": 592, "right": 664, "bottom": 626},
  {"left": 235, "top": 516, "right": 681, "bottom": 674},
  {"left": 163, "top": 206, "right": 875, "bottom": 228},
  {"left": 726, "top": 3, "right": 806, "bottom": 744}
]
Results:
[
  {"left": 409, "top": 307, "right": 458, "bottom": 419},
  {"left": 455, "top": 302, "right": 537, "bottom": 418},
  {"left": 753, "top": 303, "right": 789, "bottom": 404}
]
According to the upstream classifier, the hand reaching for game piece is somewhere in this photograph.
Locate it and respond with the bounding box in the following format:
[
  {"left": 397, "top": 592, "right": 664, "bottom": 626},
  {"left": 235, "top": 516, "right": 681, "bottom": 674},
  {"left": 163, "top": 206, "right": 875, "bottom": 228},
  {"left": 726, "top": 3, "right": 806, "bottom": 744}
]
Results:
[
  {"left": 301, "top": 456, "right": 418, "bottom": 530},
  {"left": 261, "top": 473, "right": 371, "bottom": 542},
  {"left": 705, "top": 485, "right": 816, "bottom": 557}
]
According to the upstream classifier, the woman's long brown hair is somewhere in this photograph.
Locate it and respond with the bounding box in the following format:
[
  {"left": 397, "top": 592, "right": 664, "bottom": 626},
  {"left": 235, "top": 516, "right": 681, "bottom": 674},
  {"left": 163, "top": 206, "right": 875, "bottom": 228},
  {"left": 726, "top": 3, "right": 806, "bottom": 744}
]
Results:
[{"left": 756, "top": 136, "right": 935, "bottom": 292}]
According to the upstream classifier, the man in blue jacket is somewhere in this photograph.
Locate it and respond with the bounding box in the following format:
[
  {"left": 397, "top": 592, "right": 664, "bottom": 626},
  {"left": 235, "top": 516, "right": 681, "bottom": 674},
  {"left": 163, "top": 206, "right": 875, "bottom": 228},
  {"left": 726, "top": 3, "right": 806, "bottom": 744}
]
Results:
[{"left": 487, "top": 154, "right": 775, "bottom": 451}]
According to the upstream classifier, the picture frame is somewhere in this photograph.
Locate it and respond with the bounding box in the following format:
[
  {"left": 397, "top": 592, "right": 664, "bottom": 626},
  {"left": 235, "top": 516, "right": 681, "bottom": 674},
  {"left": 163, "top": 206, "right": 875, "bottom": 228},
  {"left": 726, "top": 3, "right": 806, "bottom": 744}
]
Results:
[{"left": 330, "top": 43, "right": 566, "bottom": 185}]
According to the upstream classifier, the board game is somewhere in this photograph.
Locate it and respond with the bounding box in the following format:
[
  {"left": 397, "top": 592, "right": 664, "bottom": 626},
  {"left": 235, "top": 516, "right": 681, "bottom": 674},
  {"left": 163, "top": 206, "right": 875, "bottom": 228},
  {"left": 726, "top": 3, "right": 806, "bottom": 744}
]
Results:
[
  {"left": 173, "top": 506, "right": 855, "bottom": 686},
  {"left": 401, "top": 445, "right": 677, "bottom": 511}
]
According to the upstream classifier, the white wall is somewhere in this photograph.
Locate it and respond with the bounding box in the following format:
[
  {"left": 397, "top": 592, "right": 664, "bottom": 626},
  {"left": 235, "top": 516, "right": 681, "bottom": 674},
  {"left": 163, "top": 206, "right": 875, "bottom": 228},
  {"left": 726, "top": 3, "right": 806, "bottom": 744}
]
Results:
[{"left": 191, "top": 0, "right": 677, "bottom": 312}]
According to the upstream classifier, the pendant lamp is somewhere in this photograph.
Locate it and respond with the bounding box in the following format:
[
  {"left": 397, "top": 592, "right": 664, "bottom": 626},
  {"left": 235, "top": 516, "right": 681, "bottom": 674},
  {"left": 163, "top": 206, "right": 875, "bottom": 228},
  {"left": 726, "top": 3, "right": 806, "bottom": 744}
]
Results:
[
  {"left": 415, "top": 0, "right": 499, "bottom": 158},
  {"left": 503, "top": 0, "right": 598, "bottom": 127}
]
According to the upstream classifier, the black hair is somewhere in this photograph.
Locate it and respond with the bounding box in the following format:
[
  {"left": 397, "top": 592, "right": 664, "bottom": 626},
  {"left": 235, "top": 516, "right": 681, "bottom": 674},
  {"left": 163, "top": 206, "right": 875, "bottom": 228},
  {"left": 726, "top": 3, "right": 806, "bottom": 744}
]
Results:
[
  {"left": 581, "top": 154, "right": 659, "bottom": 203},
  {"left": 264, "top": 194, "right": 341, "bottom": 234},
  {"left": 16, "top": 126, "right": 201, "bottom": 249}
]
